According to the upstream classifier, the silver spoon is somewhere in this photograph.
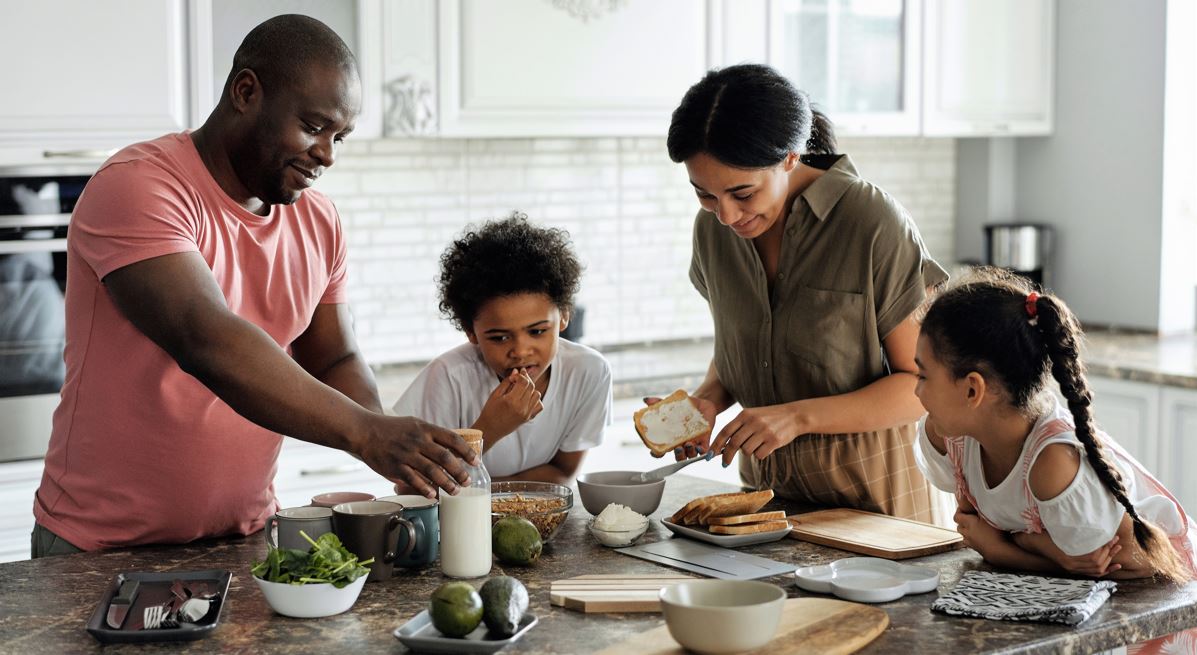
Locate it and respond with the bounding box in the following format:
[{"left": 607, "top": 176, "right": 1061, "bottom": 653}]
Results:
[{"left": 635, "top": 450, "right": 715, "bottom": 483}]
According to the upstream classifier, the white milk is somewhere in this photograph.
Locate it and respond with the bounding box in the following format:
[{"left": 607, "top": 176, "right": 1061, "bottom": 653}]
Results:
[{"left": 439, "top": 486, "right": 492, "bottom": 578}]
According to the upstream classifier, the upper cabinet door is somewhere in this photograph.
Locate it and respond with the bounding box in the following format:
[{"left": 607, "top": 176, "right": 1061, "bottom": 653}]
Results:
[
  {"left": 922, "top": 0, "right": 1055, "bottom": 136},
  {"left": 0, "top": 0, "right": 188, "bottom": 158},
  {"left": 429, "top": 0, "right": 713, "bottom": 138},
  {"left": 768, "top": 0, "right": 922, "bottom": 136}
]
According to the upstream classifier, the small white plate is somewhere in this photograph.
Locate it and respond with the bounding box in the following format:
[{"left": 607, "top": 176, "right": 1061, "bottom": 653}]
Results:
[
  {"left": 661, "top": 518, "right": 792, "bottom": 547},
  {"left": 393, "top": 610, "right": 538, "bottom": 653},
  {"left": 793, "top": 557, "right": 939, "bottom": 603}
]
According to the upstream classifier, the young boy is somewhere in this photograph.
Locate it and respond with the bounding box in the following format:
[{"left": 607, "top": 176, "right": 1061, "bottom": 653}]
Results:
[{"left": 393, "top": 213, "right": 612, "bottom": 483}]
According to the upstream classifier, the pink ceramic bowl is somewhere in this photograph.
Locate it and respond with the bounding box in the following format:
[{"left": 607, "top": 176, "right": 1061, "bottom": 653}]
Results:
[{"left": 310, "top": 491, "right": 375, "bottom": 508}]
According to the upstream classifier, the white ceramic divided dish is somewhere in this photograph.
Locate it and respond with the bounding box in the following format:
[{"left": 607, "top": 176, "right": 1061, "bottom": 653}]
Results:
[
  {"left": 793, "top": 557, "right": 939, "bottom": 603},
  {"left": 588, "top": 517, "right": 650, "bottom": 547},
  {"left": 254, "top": 574, "right": 367, "bottom": 618},
  {"left": 659, "top": 580, "right": 786, "bottom": 654}
]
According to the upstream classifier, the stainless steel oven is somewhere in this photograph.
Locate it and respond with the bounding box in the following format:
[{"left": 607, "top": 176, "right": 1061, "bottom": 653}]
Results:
[{"left": 0, "top": 165, "right": 94, "bottom": 462}]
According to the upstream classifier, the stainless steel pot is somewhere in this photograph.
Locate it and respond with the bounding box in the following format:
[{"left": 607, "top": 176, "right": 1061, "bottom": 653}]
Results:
[{"left": 984, "top": 223, "right": 1053, "bottom": 273}]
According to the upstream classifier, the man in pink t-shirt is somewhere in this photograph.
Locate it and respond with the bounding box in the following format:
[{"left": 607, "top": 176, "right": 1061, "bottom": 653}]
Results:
[{"left": 32, "top": 16, "right": 477, "bottom": 555}]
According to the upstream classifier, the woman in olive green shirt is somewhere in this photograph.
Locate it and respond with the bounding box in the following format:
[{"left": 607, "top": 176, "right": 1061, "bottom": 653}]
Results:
[{"left": 663, "top": 64, "right": 948, "bottom": 521}]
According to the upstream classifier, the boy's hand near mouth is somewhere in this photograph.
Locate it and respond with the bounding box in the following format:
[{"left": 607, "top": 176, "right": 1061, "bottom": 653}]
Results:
[{"left": 473, "top": 367, "right": 544, "bottom": 446}]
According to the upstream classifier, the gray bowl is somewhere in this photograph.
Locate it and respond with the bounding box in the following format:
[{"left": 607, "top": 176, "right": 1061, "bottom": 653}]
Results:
[{"left": 576, "top": 471, "right": 666, "bottom": 516}]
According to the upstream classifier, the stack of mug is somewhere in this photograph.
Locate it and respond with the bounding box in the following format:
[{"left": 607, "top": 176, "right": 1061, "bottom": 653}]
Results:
[{"left": 265, "top": 491, "right": 440, "bottom": 582}]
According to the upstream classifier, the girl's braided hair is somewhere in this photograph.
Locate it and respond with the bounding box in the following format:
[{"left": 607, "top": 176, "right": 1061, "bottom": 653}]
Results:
[{"left": 921, "top": 267, "right": 1190, "bottom": 582}]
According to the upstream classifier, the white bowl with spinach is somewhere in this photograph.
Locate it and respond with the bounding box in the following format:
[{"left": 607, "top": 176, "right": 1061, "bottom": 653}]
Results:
[{"left": 251, "top": 531, "right": 372, "bottom": 618}]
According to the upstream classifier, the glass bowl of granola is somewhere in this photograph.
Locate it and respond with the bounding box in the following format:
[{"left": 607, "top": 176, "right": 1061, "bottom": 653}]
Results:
[{"left": 491, "top": 481, "right": 573, "bottom": 543}]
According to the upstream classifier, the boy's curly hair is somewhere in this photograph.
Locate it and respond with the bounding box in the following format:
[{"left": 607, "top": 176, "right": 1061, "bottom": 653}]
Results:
[{"left": 438, "top": 212, "right": 582, "bottom": 332}]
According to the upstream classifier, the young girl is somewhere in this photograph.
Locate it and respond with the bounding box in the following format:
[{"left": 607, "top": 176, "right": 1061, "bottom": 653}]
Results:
[
  {"left": 914, "top": 268, "right": 1195, "bottom": 653},
  {"left": 393, "top": 213, "right": 612, "bottom": 484}
]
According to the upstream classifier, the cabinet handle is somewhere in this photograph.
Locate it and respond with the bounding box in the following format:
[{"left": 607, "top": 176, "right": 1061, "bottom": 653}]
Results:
[
  {"left": 42, "top": 149, "right": 116, "bottom": 159},
  {"left": 300, "top": 464, "right": 366, "bottom": 476}
]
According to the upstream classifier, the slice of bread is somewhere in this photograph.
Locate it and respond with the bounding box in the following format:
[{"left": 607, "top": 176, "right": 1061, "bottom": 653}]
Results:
[
  {"left": 708, "top": 519, "right": 790, "bottom": 535},
  {"left": 633, "top": 390, "right": 712, "bottom": 457},
  {"left": 706, "top": 511, "right": 786, "bottom": 526},
  {"left": 670, "top": 490, "right": 775, "bottom": 526}
]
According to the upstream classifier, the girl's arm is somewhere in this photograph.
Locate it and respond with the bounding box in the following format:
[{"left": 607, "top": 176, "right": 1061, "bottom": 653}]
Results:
[
  {"left": 709, "top": 314, "right": 927, "bottom": 464},
  {"left": 492, "top": 449, "right": 585, "bottom": 486},
  {"left": 1013, "top": 514, "right": 1153, "bottom": 579},
  {"left": 955, "top": 508, "right": 1060, "bottom": 573}
]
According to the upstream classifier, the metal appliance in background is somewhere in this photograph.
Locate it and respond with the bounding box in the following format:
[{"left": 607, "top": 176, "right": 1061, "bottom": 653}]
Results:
[
  {"left": 0, "top": 165, "right": 93, "bottom": 462},
  {"left": 984, "top": 223, "right": 1054, "bottom": 289}
]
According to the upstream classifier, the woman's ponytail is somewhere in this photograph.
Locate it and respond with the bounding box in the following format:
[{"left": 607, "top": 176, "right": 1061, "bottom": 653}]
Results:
[
  {"left": 1036, "top": 295, "right": 1191, "bottom": 583},
  {"left": 805, "top": 109, "right": 838, "bottom": 156}
]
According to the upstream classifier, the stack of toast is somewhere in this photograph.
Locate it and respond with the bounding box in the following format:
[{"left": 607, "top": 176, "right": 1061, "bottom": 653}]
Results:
[{"left": 668, "top": 490, "right": 788, "bottom": 534}]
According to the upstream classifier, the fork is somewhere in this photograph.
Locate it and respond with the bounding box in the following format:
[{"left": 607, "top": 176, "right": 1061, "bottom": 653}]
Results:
[{"left": 142, "top": 604, "right": 180, "bottom": 630}]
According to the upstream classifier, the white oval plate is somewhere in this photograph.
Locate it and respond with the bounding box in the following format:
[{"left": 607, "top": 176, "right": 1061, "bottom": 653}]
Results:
[{"left": 793, "top": 557, "right": 939, "bottom": 603}]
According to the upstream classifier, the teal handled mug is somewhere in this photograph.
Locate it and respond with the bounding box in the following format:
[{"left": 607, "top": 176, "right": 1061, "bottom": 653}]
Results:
[
  {"left": 377, "top": 495, "right": 440, "bottom": 569},
  {"left": 265, "top": 506, "right": 335, "bottom": 551}
]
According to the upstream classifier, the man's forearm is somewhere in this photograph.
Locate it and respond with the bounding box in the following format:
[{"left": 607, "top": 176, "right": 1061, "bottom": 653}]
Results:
[{"left": 310, "top": 352, "right": 384, "bottom": 414}]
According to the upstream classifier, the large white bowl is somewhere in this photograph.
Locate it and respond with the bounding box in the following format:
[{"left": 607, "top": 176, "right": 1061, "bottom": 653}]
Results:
[
  {"left": 659, "top": 580, "right": 786, "bottom": 654},
  {"left": 253, "top": 574, "right": 367, "bottom": 618}
]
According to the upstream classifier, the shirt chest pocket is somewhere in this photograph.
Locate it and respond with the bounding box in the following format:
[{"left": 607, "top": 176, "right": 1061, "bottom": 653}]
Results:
[{"left": 785, "top": 286, "right": 867, "bottom": 374}]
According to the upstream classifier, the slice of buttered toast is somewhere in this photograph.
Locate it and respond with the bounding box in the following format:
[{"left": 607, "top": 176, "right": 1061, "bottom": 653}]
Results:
[
  {"left": 670, "top": 490, "right": 775, "bottom": 526},
  {"left": 708, "top": 519, "right": 790, "bottom": 535},
  {"left": 706, "top": 511, "right": 786, "bottom": 526},
  {"left": 633, "top": 390, "right": 712, "bottom": 457}
]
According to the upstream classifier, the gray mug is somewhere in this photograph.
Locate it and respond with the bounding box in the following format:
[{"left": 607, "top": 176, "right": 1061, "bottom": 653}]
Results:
[
  {"left": 377, "top": 495, "right": 440, "bottom": 569},
  {"left": 265, "top": 506, "right": 335, "bottom": 551},
  {"left": 332, "top": 500, "right": 417, "bottom": 582}
]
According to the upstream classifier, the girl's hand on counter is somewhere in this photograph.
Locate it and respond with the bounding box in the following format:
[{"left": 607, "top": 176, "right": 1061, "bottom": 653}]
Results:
[
  {"left": 709, "top": 403, "right": 804, "bottom": 466},
  {"left": 954, "top": 507, "right": 1006, "bottom": 557}
]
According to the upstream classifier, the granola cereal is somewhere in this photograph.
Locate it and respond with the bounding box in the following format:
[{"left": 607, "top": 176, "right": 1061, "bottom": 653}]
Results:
[{"left": 491, "top": 493, "right": 568, "bottom": 540}]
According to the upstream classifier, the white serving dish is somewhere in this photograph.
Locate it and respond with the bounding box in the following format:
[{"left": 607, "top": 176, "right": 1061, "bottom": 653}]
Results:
[
  {"left": 588, "top": 517, "right": 650, "bottom": 547},
  {"left": 793, "top": 557, "right": 939, "bottom": 603},
  {"left": 393, "top": 610, "right": 538, "bottom": 653},
  {"left": 253, "top": 574, "right": 367, "bottom": 618},
  {"left": 661, "top": 518, "right": 791, "bottom": 547}
]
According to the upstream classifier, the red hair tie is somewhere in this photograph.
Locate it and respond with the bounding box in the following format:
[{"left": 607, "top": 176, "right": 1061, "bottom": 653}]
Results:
[{"left": 1025, "top": 292, "right": 1040, "bottom": 321}]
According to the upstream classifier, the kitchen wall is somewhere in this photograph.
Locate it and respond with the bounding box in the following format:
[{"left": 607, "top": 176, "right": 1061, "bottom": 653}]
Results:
[{"left": 318, "top": 136, "right": 956, "bottom": 366}]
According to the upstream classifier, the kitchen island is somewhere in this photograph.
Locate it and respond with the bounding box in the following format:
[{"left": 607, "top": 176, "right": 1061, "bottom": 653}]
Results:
[{"left": 2, "top": 475, "right": 1195, "bottom": 654}]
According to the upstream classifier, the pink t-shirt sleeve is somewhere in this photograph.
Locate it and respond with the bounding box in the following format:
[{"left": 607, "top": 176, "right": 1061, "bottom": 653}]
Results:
[
  {"left": 319, "top": 198, "right": 348, "bottom": 305},
  {"left": 71, "top": 160, "right": 201, "bottom": 280}
]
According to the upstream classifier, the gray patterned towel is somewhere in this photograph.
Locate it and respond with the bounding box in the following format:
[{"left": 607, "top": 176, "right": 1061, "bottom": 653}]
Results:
[{"left": 932, "top": 571, "right": 1117, "bottom": 625}]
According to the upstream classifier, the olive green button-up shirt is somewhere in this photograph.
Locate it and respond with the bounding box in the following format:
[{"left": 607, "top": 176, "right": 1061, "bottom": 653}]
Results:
[
  {"left": 690, "top": 154, "right": 948, "bottom": 409},
  {"left": 689, "top": 154, "right": 949, "bottom": 519}
]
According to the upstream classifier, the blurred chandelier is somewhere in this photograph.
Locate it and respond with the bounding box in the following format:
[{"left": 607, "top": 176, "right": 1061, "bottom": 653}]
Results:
[{"left": 547, "top": 0, "right": 629, "bottom": 22}]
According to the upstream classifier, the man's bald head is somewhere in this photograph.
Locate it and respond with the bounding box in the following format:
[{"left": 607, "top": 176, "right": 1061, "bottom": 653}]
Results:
[{"left": 223, "top": 14, "right": 358, "bottom": 100}]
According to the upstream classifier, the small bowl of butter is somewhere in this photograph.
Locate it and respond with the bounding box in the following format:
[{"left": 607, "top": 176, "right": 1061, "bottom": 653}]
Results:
[{"left": 588, "top": 503, "right": 650, "bottom": 547}]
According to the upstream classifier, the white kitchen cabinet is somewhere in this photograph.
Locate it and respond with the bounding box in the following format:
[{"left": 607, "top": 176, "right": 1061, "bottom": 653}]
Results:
[
  {"left": 1088, "top": 376, "right": 1160, "bottom": 473},
  {"left": 1159, "top": 387, "right": 1197, "bottom": 515},
  {"left": 273, "top": 438, "right": 395, "bottom": 510},
  {"left": 384, "top": 0, "right": 717, "bottom": 137},
  {"left": 0, "top": 459, "right": 46, "bottom": 563},
  {"left": 191, "top": 0, "right": 384, "bottom": 139},
  {"left": 0, "top": 0, "right": 189, "bottom": 165},
  {"left": 768, "top": 0, "right": 922, "bottom": 136},
  {"left": 922, "top": 0, "right": 1055, "bottom": 136}
]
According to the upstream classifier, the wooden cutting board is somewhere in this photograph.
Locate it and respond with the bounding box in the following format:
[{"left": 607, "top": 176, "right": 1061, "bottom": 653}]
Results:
[
  {"left": 594, "top": 598, "right": 888, "bottom": 655},
  {"left": 550, "top": 574, "right": 698, "bottom": 613},
  {"left": 787, "top": 508, "right": 963, "bottom": 560}
]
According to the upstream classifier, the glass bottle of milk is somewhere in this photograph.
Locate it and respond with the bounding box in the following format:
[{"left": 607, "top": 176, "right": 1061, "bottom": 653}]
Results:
[{"left": 439, "top": 428, "right": 492, "bottom": 578}]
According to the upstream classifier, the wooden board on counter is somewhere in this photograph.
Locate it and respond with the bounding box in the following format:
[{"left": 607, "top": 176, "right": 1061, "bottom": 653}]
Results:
[
  {"left": 787, "top": 508, "right": 963, "bottom": 560},
  {"left": 550, "top": 574, "right": 697, "bottom": 613},
  {"left": 595, "top": 597, "right": 889, "bottom": 655}
]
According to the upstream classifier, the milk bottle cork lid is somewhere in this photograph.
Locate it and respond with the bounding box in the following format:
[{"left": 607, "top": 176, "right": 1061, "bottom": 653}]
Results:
[{"left": 452, "top": 428, "right": 484, "bottom": 455}]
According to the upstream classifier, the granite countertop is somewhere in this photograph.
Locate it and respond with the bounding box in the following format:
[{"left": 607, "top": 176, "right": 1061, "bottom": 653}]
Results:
[
  {"left": 3, "top": 475, "right": 1195, "bottom": 654},
  {"left": 374, "top": 330, "right": 1197, "bottom": 403}
]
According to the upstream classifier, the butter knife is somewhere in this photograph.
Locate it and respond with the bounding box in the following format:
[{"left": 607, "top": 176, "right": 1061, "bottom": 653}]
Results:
[{"left": 106, "top": 579, "right": 140, "bottom": 630}]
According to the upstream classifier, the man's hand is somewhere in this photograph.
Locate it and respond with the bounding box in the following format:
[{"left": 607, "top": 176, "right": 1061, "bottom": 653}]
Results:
[
  {"left": 475, "top": 369, "right": 543, "bottom": 442},
  {"left": 643, "top": 394, "right": 718, "bottom": 461},
  {"left": 708, "top": 404, "right": 802, "bottom": 466},
  {"left": 357, "top": 415, "right": 478, "bottom": 499}
]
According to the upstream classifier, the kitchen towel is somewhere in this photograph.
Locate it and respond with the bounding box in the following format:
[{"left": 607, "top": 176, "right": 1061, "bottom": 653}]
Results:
[{"left": 931, "top": 571, "right": 1117, "bottom": 625}]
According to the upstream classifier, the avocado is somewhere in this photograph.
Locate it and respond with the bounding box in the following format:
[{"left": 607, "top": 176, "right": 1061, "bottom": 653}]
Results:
[
  {"left": 492, "top": 516, "right": 543, "bottom": 565},
  {"left": 480, "top": 576, "right": 529, "bottom": 636},
  {"left": 428, "top": 581, "right": 484, "bottom": 638}
]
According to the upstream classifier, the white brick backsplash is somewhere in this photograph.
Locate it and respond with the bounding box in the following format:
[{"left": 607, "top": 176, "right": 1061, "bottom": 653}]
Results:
[{"left": 321, "top": 136, "right": 955, "bottom": 366}]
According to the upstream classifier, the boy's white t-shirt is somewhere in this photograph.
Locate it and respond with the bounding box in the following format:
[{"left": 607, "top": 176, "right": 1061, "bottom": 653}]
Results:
[{"left": 392, "top": 339, "right": 613, "bottom": 478}]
